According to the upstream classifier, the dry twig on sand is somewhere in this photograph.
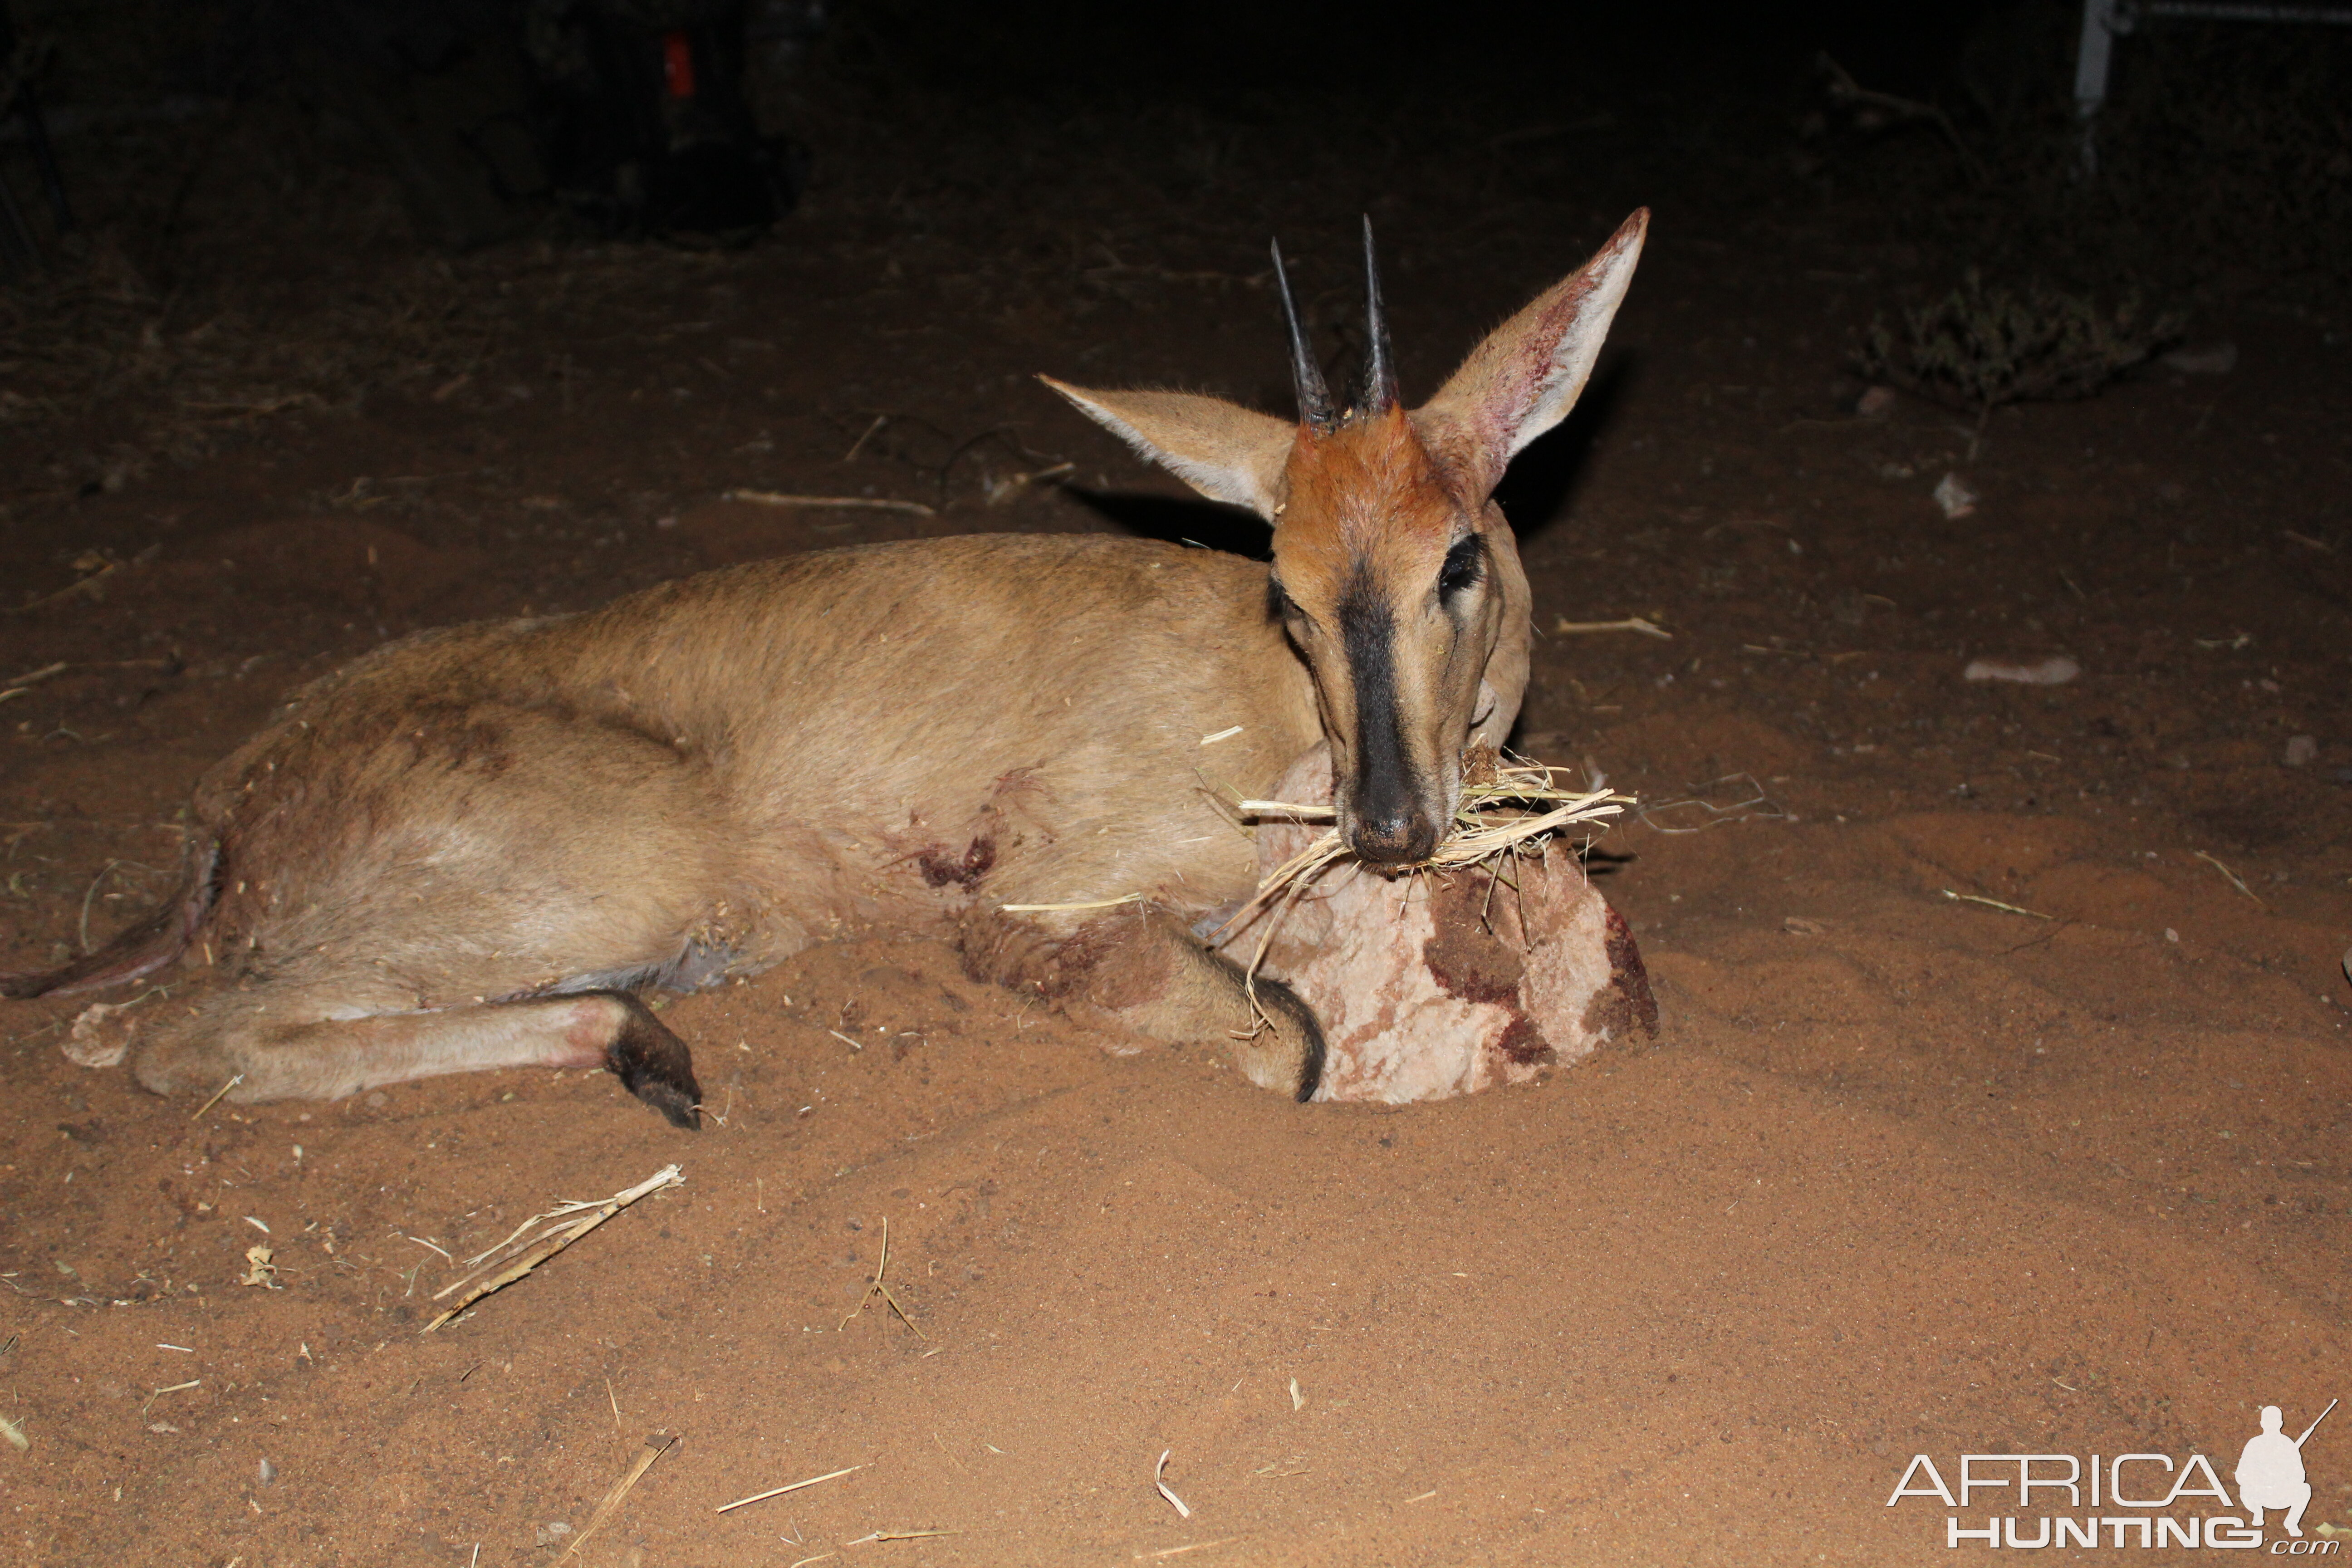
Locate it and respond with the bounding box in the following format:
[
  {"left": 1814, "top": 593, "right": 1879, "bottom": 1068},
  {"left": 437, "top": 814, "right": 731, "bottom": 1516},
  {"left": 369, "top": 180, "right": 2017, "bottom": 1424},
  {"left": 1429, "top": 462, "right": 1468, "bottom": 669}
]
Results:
[
  {"left": 838, "top": 1216, "right": 924, "bottom": 1339},
  {"left": 8, "top": 563, "right": 119, "bottom": 616},
  {"left": 191, "top": 1073, "right": 245, "bottom": 1120},
  {"left": 2192, "top": 850, "right": 2265, "bottom": 908},
  {"left": 1154, "top": 1450, "right": 1192, "bottom": 1519},
  {"left": 1941, "top": 889, "right": 2053, "bottom": 921},
  {"left": 559, "top": 1435, "right": 676, "bottom": 1562},
  {"left": 1552, "top": 615, "right": 1671, "bottom": 639},
  {"left": 1634, "top": 774, "right": 1789, "bottom": 835},
  {"left": 1142, "top": 1539, "right": 1240, "bottom": 1559},
  {"left": 724, "top": 489, "right": 936, "bottom": 517},
  {"left": 0, "top": 662, "right": 68, "bottom": 700},
  {"left": 715, "top": 1463, "right": 863, "bottom": 1515},
  {"left": 422, "top": 1165, "right": 683, "bottom": 1331}
]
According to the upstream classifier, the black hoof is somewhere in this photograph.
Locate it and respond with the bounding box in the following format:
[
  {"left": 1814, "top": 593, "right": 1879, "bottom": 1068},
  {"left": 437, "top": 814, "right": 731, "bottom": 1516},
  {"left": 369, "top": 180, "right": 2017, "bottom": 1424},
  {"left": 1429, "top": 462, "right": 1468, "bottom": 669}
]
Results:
[
  {"left": 597, "top": 991, "right": 703, "bottom": 1130},
  {"left": 1254, "top": 974, "right": 1327, "bottom": 1103}
]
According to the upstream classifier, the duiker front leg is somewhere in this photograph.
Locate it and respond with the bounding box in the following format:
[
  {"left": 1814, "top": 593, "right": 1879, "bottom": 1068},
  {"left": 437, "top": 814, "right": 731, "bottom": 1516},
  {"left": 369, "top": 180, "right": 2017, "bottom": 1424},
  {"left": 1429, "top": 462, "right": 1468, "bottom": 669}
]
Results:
[
  {"left": 960, "top": 906, "right": 1325, "bottom": 1100},
  {"left": 1097, "top": 915, "right": 1326, "bottom": 1102},
  {"left": 132, "top": 988, "right": 702, "bottom": 1127}
]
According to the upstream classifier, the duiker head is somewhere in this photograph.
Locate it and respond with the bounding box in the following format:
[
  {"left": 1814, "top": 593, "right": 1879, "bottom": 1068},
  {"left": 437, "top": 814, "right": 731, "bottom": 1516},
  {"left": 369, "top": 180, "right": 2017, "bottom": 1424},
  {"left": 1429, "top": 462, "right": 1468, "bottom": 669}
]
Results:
[{"left": 1045, "top": 209, "right": 1647, "bottom": 864}]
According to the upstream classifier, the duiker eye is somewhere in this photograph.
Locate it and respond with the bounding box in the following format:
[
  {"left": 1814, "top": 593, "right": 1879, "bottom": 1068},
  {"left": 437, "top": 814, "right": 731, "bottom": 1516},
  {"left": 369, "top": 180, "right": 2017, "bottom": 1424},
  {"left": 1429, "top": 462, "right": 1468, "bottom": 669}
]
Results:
[{"left": 1437, "top": 535, "right": 1485, "bottom": 601}]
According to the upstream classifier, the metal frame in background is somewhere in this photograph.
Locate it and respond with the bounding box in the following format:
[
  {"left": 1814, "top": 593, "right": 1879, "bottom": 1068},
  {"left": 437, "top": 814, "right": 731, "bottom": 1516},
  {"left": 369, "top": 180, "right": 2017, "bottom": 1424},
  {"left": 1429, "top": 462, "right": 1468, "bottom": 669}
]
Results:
[{"left": 2074, "top": 0, "right": 2352, "bottom": 173}]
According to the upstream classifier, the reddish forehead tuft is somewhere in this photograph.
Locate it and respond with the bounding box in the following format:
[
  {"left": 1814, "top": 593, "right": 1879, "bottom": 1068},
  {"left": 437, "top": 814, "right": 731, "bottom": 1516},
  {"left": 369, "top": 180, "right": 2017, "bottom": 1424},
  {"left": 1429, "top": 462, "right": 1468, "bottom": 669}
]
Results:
[{"left": 1277, "top": 406, "right": 1461, "bottom": 588}]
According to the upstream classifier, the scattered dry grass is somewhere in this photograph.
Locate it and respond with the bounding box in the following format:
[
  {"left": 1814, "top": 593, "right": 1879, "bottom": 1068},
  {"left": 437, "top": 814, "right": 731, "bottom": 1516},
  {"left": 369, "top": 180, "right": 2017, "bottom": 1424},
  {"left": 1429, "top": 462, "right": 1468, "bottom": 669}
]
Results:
[
  {"left": 1212, "top": 748, "right": 1630, "bottom": 1023},
  {"left": 0, "top": 236, "right": 738, "bottom": 501},
  {"left": 558, "top": 1436, "right": 676, "bottom": 1563},
  {"left": 423, "top": 1164, "right": 683, "bottom": 1332},
  {"left": 1857, "top": 270, "right": 2179, "bottom": 413},
  {"left": 837, "top": 1215, "right": 924, "bottom": 1338},
  {"left": 1218, "top": 750, "right": 1629, "bottom": 945}
]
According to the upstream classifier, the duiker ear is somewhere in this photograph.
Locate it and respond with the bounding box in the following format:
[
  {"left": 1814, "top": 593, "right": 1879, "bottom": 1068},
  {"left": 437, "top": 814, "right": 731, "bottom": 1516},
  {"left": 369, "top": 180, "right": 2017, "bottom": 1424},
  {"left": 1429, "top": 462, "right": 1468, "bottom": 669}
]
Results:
[
  {"left": 1039, "top": 377, "right": 1295, "bottom": 521},
  {"left": 1416, "top": 208, "right": 1649, "bottom": 500}
]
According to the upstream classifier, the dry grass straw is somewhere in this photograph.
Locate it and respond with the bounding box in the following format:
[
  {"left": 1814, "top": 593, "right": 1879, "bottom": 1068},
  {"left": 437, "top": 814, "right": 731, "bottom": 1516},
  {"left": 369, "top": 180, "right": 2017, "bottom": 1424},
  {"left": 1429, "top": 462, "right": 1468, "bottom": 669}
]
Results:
[
  {"left": 423, "top": 1164, "right": 682, "bottom": 1332},
  {"left": 7, "top": 565, "right": 119, "bottom": 617},
  {"left": 724, "top": 489, "right": 936, "bottom": 517},
  {"left": 1213, "top": 749, "right": 1630, "bottom": 1019},
  {"left": 559, "top": 1435, "right": 676, "bottom": 1563},
  {"left": 1553, "top": 615, "right": 1671, "bottom": 639},
  {"left": 1143, "top": 1540, "right": 1242, "bottom": 1559},
  {"left": 0, "top": 662, "right": 67, "bottom": 695},
  {"left": 3, "top": 235, "right": 750, "bottom": 500},
  {"left": 4, "top": 246, "right": 497, "bottom": 480},
  {"left": 1633, "top": 773, "right": 1789, "bottom": 835},
  {"left": 190, "top": 1073, "right": 245, "bottom": 1120},
  {"left": 716, "top": 1462, "right": 863, "bottom": 1515},
  {"left": 139, "top": 1379, "right": 200, "bottom": 1419},
  {"left": 1153, "top": 1450, "right": 1192, "bottom": 1519},
  {"left": 2193, "top": 849, "right": 2264, "bottom": 907},
  {"left": 1941, "top": 889, "right": 2053, "bottom": 921},
  {"left": 838, "top": 1216, "right": 924, "bottom": 1339}
]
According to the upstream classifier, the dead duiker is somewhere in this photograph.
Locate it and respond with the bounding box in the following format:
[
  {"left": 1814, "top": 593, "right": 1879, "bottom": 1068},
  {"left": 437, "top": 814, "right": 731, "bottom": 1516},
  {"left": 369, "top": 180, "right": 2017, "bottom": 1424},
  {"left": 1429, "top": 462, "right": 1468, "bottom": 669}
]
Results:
[{"left": 3, "top": 211, "right": 1648, "bottom": 1125}]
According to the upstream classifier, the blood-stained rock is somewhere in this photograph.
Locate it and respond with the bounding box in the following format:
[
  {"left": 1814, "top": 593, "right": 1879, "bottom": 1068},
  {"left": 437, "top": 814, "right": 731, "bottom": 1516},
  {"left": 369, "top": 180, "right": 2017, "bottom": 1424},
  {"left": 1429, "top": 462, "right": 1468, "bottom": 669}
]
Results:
[{"left": 1219, "top": 746, "right": 1656, "bottom": 1103}]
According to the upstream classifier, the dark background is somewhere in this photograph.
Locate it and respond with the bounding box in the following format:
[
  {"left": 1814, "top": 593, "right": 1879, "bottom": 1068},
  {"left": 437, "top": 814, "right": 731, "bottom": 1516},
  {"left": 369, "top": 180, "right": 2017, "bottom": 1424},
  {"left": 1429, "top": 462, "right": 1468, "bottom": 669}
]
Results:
[{"left": 4, "top": 0, "right": 2347, "bottom": 299}]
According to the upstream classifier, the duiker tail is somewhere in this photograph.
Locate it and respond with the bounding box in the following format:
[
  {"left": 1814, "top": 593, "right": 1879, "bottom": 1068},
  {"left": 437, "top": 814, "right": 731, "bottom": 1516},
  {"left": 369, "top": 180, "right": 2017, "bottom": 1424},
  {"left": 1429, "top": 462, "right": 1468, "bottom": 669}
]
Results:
[{"left": 0, "top": 841, "right": 218, "bottom": 1000}]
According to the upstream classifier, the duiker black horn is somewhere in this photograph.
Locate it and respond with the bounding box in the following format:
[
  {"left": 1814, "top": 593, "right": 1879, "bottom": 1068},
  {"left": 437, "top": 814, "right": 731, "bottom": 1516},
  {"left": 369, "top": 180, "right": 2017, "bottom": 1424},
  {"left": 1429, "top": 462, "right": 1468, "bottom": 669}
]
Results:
[
  {"left": 1271, "top": 239, "right": 1337, "bottom": 433},
  {"left": 1361, "top": 216, "right": 1397, "bottom": 414}
]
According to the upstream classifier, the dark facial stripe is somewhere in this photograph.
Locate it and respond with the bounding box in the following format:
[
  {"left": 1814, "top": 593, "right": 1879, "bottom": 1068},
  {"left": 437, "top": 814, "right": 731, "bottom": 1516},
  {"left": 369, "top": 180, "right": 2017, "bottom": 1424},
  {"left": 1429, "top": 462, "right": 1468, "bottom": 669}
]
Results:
[{"left": 1337, "top": 572, "right": 1412, "bottom": 839}]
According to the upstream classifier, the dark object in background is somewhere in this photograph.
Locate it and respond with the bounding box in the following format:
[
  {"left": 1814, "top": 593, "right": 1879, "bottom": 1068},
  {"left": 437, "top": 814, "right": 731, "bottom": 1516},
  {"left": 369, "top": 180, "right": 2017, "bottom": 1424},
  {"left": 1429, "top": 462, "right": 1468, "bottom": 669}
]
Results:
[
  {"left": 1857, "top": 269, "right": 2181, "bottom": 413},
  {"left": 208, "top": 0, "right": 805, "bottom": 249},
  {"left": 208, "top": 0, "right": 551, "bottom": 250},
  {"left": 0, "top": 0, "right": 77, "bottom": 278},
  {"left": 745, "top": 0, "right": 828, "bottom": 85},
  {"left": 532, "top": 0, "right": 805, "bottom": 240}
]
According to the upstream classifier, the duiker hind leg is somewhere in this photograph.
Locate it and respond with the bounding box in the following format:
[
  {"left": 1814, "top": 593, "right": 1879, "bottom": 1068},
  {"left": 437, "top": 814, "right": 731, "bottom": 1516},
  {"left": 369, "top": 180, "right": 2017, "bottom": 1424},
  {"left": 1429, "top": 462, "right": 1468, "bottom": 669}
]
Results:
[
  {"left": 132, "top": 985, "right": 702, "bottom": 1127},
  {"left": 960, "top": 906, "right": 1325, "bottom": 1100}
]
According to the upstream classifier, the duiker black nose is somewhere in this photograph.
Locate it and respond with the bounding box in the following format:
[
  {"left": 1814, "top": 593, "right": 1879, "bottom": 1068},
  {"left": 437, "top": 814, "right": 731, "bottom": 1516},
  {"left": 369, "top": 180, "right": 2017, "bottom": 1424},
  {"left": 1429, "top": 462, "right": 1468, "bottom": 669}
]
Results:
[{"left": 1348, "top": 809, "right": 1439, "bottom": 866}]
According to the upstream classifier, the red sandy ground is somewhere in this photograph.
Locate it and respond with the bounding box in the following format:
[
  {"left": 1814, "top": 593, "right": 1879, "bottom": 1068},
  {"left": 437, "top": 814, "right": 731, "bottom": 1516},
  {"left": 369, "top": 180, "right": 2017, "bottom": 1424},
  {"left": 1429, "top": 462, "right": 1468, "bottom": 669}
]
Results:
[{"left": 0, "top": 117, "right": 2347, "bottom": 1567}]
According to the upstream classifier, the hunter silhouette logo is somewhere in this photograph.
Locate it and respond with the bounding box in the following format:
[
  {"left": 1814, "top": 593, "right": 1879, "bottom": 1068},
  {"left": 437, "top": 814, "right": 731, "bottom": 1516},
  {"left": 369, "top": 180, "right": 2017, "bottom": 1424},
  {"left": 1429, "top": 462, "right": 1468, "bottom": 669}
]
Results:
[
  {"left": 1885, "top": 1396, "right": 2340, "bottom": 1550},
  {"left": 2241, "top": 1400, "right": 2336, "bottom": 1539}
]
